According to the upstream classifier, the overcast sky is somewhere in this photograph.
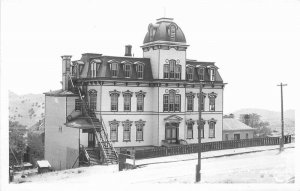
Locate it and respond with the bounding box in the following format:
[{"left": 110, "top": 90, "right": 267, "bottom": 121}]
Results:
[{"left": 1, "top": 0, "right": 300, "bottom": 113}]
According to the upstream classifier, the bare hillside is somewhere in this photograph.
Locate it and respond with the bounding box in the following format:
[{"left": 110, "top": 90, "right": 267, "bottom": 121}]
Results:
[{"left": 9, "top": 91, "right": 45, "bottom": 128}]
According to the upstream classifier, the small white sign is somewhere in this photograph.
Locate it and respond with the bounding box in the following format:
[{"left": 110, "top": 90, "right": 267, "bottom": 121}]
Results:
[{"left": 125, "top": 158, "right": 134, "bottom": 165}]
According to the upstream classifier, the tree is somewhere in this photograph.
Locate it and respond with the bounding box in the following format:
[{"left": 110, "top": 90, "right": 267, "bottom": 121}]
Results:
[
  {"left": 239, "top": 113, "right": 272, "bottom": 137},
  {"left": 9, "top": 121, "right": 27, "bottom": 166}
]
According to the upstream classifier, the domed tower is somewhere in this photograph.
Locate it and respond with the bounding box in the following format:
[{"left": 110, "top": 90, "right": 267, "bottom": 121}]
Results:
[{"left": 141, "top": 18, "right": 189, "bottom": 80}]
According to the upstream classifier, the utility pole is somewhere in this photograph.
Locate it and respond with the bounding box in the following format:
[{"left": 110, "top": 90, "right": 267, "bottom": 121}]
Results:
[
  {"left": 196, "top": 82, "right": 202, "bottom": 183},
  {"left": 277, "top": 83, "right": 287, "bottom": 152}
]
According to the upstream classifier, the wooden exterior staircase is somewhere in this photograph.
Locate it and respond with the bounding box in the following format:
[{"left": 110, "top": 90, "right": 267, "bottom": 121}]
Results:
[{"left": 68, "top": 75, "right": 118, "bottom": 165}]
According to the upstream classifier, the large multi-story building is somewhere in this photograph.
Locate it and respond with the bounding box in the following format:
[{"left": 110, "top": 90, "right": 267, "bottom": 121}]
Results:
[{"left": 44, "top": 18, "right": 225, "bottom": 170}]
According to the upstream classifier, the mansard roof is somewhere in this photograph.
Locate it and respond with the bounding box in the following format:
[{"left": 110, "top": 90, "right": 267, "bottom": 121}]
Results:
[
  {"left": 77, "top": 54, "right": 153, "bottom": 81},
  {"left": 186, "top": 60, "right": 223, "bottom": 82}
]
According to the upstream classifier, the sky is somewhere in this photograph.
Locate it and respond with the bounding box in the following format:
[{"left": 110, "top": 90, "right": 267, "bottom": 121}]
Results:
[{"left": 1, "top": 0, "right": 300, "bottom": 113}]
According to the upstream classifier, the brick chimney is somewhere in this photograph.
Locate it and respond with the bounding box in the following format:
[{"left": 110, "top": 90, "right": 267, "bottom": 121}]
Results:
[
  {"left": 124, "top": 45, "right": 132, "bottom": 56},
  {"left": 61, "top": 55, "right": 72, "bottom": 91}
]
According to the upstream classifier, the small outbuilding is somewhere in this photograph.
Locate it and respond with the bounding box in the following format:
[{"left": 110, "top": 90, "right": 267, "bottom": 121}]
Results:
[
  {"left": 223, "top": 118, "right": 255, "bottom": 141},
  {"left": 36, "top": 160, "right": 51, "bottom": 174}
]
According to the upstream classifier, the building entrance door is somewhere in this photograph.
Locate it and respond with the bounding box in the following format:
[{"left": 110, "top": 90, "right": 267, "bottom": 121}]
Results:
[
  {"left": 88, "top": 132, "right": 95, "bottom": 147},
  {"left": 165, "top": 122, "right": 179, "bottom": 143}
]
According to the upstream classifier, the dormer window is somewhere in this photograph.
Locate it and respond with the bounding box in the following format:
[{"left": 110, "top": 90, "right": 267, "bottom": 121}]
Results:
[
  {"left": 163, "top": 59, "right": 181, "bottom": 80},
  {"left": 186, "top": 67, "right": 194, "bottom": 81},
  {"left": 169, "top": 25, "right": 176, "bottom": 41},
  {"left": 124, "top": 64, "right": 131, "bottom": 78},
  {"left": 137, "top": 64, "right": 144, "bottom": 79},
  {"left": 210, "top": 68, "right": 216, "bottom": 81},
  {"left": 198, "top": 67, "right": 205, "bottom": 81},
  {"left": 111, "top": 63, "right": 118, "bottom": 77},
  {"left": 91, "top": 62, "right": 97, "bottom": 78}
]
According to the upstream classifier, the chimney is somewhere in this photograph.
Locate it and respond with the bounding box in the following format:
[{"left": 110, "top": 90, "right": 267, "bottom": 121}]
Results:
[
  {"left": 61, "top": 55, "right": 72, "bottom": 91},
  {"left": 125, "top": 45, "right": 132, "bottom": 56}
]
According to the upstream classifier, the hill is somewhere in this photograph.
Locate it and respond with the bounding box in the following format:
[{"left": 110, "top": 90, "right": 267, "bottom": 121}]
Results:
[
  {"left": 232, "top": 108, "right": 295, "bottom": 135},
  {"left": 9, "top": 91, "right": 45, "bottom": 128}
]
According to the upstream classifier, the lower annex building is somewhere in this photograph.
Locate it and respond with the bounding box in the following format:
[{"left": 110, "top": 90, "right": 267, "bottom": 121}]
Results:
[{"left": 44, "top": 18, "right": 226, "bottom": 170}]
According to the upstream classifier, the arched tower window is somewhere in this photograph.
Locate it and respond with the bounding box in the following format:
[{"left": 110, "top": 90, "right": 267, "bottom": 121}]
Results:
[{"left": 163, "top": 59, "right": 181, "bottom": 80}]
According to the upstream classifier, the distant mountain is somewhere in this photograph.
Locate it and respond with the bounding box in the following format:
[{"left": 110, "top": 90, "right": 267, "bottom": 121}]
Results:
[
  {"left": 9, "top": 91, "right": 44, "bottom": 128},
  {"left": 231, "top": 108, "right": 295, "bottom": 135}
]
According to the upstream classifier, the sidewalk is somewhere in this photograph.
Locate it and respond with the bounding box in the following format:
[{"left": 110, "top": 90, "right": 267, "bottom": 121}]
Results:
[{"left": 135, "top": 143, "right": 295, "bottom": 166}]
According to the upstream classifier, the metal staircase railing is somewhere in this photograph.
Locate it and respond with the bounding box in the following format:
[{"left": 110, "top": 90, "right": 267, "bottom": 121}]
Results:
[{"left": 68, "top": 75, "right": 118, "bottom": 165}]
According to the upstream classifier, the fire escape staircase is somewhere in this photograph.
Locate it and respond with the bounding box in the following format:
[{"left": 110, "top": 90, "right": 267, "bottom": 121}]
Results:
[{"left": 68, "top": 75, "right": 118, "bottom": 165}]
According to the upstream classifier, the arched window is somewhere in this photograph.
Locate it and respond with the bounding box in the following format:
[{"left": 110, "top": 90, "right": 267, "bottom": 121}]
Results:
[
  {"left": 186, "top": 119, "right": 194, "bottom": 139},
  {"left": 135, "top": 90, "right": 146, "bottom": 111},
  {"left": 109, "top": 90, "right": 120, "bottom": 111},
  {"left": 208, "top": 92, "right": 217, "bottom": 111},
  {"left": 197, "top": 93, "right": 207, "bottom": 111},
  {"left": 124, "top": 64, "right": 131, "bottom": 78},
  {"left": 186, "top": 92, "right": 195, "bottom": 112},
  {"left": 164, "top": 64, "right": 169, "bottom": 79},
  {"left": 163, "top": 59, "right": 181, "bottom": 80},
  {"left": 210, "top": 68, "right": 216, "bottom": 81},
  {"left": 135, "top": 119, "right": 145, "bottom": 141},
  {"left": 163, "top": 89, "right": 181, "bottom": 112},
  {"left": 137, "top": 64, "right": 144, "bottom": 79},
  {"left": 111, "top": 63, "right": 118, "bottom": 77},
  {"left": 198, "top": 67, "right": 205, "bottom": 81},
  {"left": 197, "top": 119, "right": 205, "bottom": 138},
  {"left": 88, "top": 89, "right": 97, "bottom": 112},
  {"left": 122, "top": 120, "right": 133, "bottom": 142},
  {"left": 186, "top": 67, "right": 194, "bottom": 81},
  {"left": 122, "top": 90, "right": 133, "bottom": 111},
  {"left": 169, "top": 25, "right": 176, "bottom": 41},
  {"left": 175, "top": 65, "right": 181, "bottom": 79},
  {"left": 208, "top": 119, "right": 217, "bottom": 138},
  {"left": 169, "top": 60, "right": 176, "bottom": 79},
  {"left": 109, "top": 119, "right": 119, "bottom": 142}
]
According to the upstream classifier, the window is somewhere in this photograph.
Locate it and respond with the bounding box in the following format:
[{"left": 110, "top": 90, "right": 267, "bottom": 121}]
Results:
[
  {"left": 124, "top": 94, "right": 131, "bottom": 111},
  {"left": 225, "top": 134, "right": 229, "bottom": 141},
  {"left": 164, "top": 59, "right": 181, "bottom": 80},
  {"left": 163, "top": 90, "right": 181, "bottom": 112},
  {"left": 209, "top": 121, "right": 216, "bottom": 138},
  {"left": 75, "top": 99, "right": 81, "bottom": 111},
  {"left": 187, "top": 67, "right": 193, "bottom": 80},
  {"left": 175, "top": 65, "right": 181, "bottom": 79},
  {"left": 208, "top": 92, "right": 217, "bottom": 111},
  {"left": 164, "top": 64, "right": 169, "bottom": 78},
  {"left": 198, "top": 120, "right": 205, "bottom": 138},
  {"left": 246, "top": 133, "right": 249, "bottom": 139},
  {"left": 169, "top": 60, "right": 176, "bottom": 79},
  {"left": 89, "top": 90, "right": 97, "bottom": 112},
  {"left": 170, "top": 25, "right": 176, "bottom": 41},
  {"left": 137, "top": 64, "right": 144, "bottom": 79},
  {"left": 135, "top": 120, "right": 145, "bottom": 141},
  {"left": 198, "top": 93, "right": 206, "bottom": 111},
  {"left": 91, "top": 62, "right": 97, "bottom": 78},
  {"left": 111, "top": 63, "right": 118, "bottom": 77},
  {"left": 136, "top": 91, "right": 146, "bottom": 111},
  {"left": 123, "top": 91, "right": 133, "bottom": 111},
  {"left": 210, "top": 68, "right": 216, "bottom": 81},
  {"left": 187, "top": 122, "right": 193, "bottom": 139},
  {"left": 109, "top": 120, "right": 119, "bottom": 142},
  {"left": 109, "top": 90, "right": 120, "bottom": 111},
  {"left": 122, "top": 120, "right": 132, "bottom": 142},
  {"left": 199, "top": 67, "right": 205, "bottom": 81},
  {"left": 186, "top": 92, "right": 195, "bottom": 112},
  {"left": 124, "top": 64, "right": 131, "bottom": 78}
]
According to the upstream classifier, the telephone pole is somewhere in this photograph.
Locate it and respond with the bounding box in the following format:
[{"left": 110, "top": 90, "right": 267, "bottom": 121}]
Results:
[
  {"left": 196, "top": 82, "right": 202, "bottom": 183},
  {"left": 277, "top": 83, "right": 287, "bottom": 152}
]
